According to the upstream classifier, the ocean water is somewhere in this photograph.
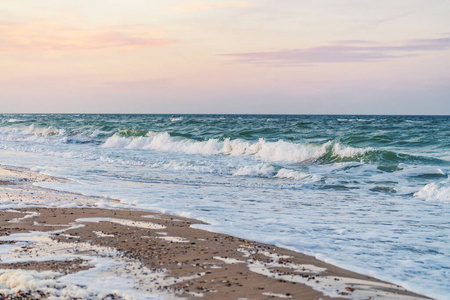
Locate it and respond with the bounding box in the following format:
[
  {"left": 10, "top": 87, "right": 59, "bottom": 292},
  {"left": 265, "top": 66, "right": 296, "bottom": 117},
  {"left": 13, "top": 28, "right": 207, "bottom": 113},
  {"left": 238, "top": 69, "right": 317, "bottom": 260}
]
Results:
[{"left": 0, "top": 114, "right": 449, "bottom": 299}]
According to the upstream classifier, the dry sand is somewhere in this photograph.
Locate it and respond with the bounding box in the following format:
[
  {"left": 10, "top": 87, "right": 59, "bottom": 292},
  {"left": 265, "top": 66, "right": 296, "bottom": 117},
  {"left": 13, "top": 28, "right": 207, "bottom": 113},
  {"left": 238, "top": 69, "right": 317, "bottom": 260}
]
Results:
[{"left": 0, "top": 165, "right": 429, "bottom": 299}]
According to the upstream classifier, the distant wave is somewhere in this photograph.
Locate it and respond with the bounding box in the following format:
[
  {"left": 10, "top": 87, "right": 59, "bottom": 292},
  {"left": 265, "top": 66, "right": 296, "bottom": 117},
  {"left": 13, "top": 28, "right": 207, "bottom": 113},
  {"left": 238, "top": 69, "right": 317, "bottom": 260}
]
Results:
[
  {"left": 169, "top": 116, "right": 183, "bottom": 122},
  {"left": 7, "top": 119, "right": 24, "bottom": 123}
]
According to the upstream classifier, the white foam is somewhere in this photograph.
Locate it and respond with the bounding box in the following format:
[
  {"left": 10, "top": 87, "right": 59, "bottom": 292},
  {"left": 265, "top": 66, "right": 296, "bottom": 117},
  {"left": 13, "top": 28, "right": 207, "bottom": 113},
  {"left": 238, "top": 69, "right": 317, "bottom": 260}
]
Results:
[
  {"left": 93, "top": 231, "right": 115, "bottom": 238},
  {"left": 233, "top": 164, "right": 275, "bottom": 177},
  {"left": 414, "top": 180, "right": 450, "bottom": 203},
  {"left": 89, "top": 129, "right": 111, "bottom": 138},
  {"left": 22, "top": 124, "right": 66, "bottom": 137},
  {"left": 262, "top": 292, "right": 292, "bottom": 298},
  {"left": 0, "top": 269, "right": 98, "bottom": 299},
  {"left": 0, "top": 226, "right": 204, "bottom": 299},
  {"left": 8, "top": 211, "right": 41, "bottom": 223},
  {"left": 76, "top": 218, "right": 166, "bottom": 230},
  {"left": 252, "top": 139, "right": 326, "bottom": 163},
  {"left": 275, "top": 169, "right": 320, "bottom": 182},
  {"left": 159, "top": 160, "right": 217, "bottom": 174},
  {"left": 169, "top": 117, "right": 183, "bottom": 122},
  {"left": 157, "top": 236, "right": 189, "bottom": 243},
  {"left": 213, "top": 257, "right": 245, "bottom": 264},
  {"left": 238, "top": 247, "right": 325, "bottom": 274},
  {"left": 7, "top": 119, "right": 23, "bottom": 123},
  {"left": 332, "top": 143, "right": 370, "bottom": 158},
  {"left": 238, "top": 247, "right": 425, "bottom": 299}
]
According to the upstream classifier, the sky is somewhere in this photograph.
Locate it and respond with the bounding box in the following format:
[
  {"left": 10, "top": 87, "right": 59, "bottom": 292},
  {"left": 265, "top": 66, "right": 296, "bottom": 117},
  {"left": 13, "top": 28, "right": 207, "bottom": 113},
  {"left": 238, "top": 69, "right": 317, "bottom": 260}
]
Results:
[{"left": 1, "top": 0, "right": 449, "bottom": 114}]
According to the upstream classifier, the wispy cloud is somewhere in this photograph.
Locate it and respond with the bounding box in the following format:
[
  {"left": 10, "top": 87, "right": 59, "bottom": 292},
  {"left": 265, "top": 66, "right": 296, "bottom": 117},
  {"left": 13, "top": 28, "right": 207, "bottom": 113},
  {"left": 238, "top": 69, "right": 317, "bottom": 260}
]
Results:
[
  {"left": 171, "top": 2, "right": 251, "bottom": 12},
  {"left": 222, "top": 38, "right": 450, "bottom": 66},
  {"left": 369, "top": 0, "right": 443, "bottom": 29},
  {"left": 0, "top": 21, "right": 176, "bottom": 52}
]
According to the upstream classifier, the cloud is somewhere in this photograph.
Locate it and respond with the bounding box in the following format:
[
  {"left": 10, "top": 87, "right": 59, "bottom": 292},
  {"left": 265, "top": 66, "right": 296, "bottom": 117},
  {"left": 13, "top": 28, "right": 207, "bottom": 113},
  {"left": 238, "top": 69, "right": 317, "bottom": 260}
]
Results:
[
  {"left": 0, "top": 21, "right": 176, "bottom": 52},
  {"left": 222, "top": 38, "right": 450, "bottom": 66},
  {"left": 171, "top": 2, "right": 251, "bottom": 12}
]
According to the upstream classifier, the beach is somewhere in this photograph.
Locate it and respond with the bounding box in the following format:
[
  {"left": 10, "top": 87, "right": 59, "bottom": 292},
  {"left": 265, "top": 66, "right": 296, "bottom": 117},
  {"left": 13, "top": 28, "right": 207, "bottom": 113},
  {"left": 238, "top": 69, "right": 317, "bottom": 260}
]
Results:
[{"left": 0, "top": 165, "right": 429, "bottom": 299}]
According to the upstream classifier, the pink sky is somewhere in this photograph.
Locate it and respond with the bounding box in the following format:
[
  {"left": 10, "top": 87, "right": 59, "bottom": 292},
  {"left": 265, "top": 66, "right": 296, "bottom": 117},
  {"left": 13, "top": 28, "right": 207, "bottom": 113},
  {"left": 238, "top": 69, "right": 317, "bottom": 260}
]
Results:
[{"left": 1, "top": 0, "right": 449, "bottom": 114}]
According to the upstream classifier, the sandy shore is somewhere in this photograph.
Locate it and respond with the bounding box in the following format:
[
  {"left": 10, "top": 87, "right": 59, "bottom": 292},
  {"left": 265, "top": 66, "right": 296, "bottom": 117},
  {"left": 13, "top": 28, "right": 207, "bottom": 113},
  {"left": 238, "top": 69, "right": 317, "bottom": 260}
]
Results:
[{"left": 0, "top": 165, "right": 428, "bottom": 299}]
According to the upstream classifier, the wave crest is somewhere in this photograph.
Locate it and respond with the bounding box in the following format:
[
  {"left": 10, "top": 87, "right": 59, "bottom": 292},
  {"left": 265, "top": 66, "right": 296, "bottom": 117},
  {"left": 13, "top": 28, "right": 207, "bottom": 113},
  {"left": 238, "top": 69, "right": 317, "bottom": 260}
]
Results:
[
  {"left": 414, "top": 180, "right": 450, "bottom": 203},
  {"left": 275, "top": 168, "right": 321, "bottom": 182},
  {"left": 233, "top": 164, "right": 276, "bottom": 177},
  {"left": 102, "top": 132, "right": 223, "bottom": 155},
  {"left": 23, "top": 125, "right": 66, "bottom": 137},
  {"left": 101, "top": 132, "right": 372, "bottom": 164}
]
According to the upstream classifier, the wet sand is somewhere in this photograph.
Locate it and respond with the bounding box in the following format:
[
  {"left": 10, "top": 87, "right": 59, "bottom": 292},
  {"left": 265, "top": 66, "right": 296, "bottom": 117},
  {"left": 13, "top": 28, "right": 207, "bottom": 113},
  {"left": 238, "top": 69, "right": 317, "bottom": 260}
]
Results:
[{"left": 0, "top": 165, "right": 429, "bottom": 299}]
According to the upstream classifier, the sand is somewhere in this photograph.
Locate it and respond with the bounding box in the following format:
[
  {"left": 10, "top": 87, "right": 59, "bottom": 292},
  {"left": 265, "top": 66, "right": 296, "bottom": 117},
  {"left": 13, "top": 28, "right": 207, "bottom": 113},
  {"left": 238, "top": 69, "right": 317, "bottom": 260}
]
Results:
[{"left": 0, "top": 165, "right": 429, "bottom": 299}]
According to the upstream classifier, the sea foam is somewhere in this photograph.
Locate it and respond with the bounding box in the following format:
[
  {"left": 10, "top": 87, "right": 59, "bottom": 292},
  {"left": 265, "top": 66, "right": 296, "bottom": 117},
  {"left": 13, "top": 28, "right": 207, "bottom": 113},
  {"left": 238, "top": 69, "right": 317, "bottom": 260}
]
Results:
[
  {"left": 414, "top": 180, "right": 450, "bottom": 203},
  {"left": 275, "top": 168, "right": 321, "bottom": 182},
  {"left": 233, "top": 164, "right": 276, "bottom": 177}
]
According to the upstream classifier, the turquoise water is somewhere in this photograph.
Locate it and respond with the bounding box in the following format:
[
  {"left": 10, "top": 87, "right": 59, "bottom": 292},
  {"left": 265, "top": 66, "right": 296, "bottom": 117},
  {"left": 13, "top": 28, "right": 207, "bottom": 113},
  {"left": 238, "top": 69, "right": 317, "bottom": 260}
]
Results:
[{"left": 0, "top": 114, "right": 449, "bottom": 299}]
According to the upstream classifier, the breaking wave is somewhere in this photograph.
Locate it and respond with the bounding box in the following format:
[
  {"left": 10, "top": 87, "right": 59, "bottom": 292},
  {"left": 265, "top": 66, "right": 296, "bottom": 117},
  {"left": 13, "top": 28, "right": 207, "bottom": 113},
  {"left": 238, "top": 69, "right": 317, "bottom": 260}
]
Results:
[
  {"left": 414, "top": 180, "right": 450, "bottom": 203},
  {"left": 232, "top": 164, "right": 321, "bottom": 182},
  {"left": 233, "top": 164, "right": 276, "bottom": 177},
  {"left": 101, "top": 132, "right": 373, "bottom": 164},
  {"left": 0, "top": 124, "right": 114, "bottom": 145},
  {"left": 22, "top": 124, "right": 66, "bottom": 137},
  {"left": 275, "top": 168, "right": 321, "bottom": 182}
]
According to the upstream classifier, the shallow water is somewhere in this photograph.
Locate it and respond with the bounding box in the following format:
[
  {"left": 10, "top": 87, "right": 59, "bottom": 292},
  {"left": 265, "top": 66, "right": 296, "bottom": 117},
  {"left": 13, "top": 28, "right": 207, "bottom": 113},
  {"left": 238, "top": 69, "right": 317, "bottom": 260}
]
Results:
[{"left": 0, "top": 114, "right": 449, "bottom": 299}]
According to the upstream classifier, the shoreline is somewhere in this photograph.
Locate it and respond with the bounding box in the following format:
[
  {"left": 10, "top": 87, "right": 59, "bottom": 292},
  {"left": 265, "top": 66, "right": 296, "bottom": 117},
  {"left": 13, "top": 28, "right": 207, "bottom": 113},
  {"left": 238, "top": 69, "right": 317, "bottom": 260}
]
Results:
[{"left": 0, "top": 165, "right": 429, "bottom": 299}]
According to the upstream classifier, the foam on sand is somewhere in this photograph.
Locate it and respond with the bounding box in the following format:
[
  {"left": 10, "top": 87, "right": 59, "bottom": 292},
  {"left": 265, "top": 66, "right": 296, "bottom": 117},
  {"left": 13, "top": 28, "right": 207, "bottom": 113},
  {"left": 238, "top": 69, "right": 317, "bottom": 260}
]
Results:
[
  {"left": 213, "top": 257, "right": 245, "bottom": 264},
  {"left": 157, "top": 236, "right": 190, "bottom": 243},
  {"left": 8, "top": 211, "right": 40, "bottom": 223},
  {"left": 262, "top": 292, "right": 293, "bottom": 298},
  {"left": 238, "top": 246, "right": 426, "bottom": 299},
  {"left": 93, "top": 231, "right": 115, "bottom": 238},
  {"left": 0, "top": 225, "right": 200, "bottom": 299},
  {"left": 75, "top": 218, "right": 166, "bottom": 230}
]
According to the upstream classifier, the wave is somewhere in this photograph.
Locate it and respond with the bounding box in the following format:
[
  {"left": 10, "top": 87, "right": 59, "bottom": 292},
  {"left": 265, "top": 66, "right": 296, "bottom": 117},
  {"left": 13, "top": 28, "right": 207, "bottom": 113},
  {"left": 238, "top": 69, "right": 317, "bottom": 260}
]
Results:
[
  {"left": 0, "top": 126, "right": 68, "bottom": 144},
  {"left": 414, "top": 180, "right": 450, "bottom": 203},
  {"left": 1, "top": 122, "right": 443, "bottom": 168},
  {"left": 275, "top": 168, "right": 321, "bottom": 182},
  {"left": 22, "top": 124, "right": 66, "bottom": 137},
  {"left": 337, "top": 118, "right": 378, "bottom": 122},
  {"left": 118, "top": 129, "right": 150, "bottom": 137},
  {"left": 90, "top": 129, "right": 112, "bottom": 138},
  {"left": 101, "top": 132, "right": 375, "bottom": 164},
  {"left": 0, "top": 124, "right": 115, "bottom": 145},
  {"left": 169, "top": 117, "right": 183, "bottom": 122},
  {"left": 102, "top": 132, "right": 223, "bottom": 155},
  {"left": 7, "top": 119, "right": 24, "bottom": 123},
  {"left": 232, "top": 164, "right": 321, "bottom": 182},
  {"left": 233, "top": 164, "right": 276, "bottom": 177}
]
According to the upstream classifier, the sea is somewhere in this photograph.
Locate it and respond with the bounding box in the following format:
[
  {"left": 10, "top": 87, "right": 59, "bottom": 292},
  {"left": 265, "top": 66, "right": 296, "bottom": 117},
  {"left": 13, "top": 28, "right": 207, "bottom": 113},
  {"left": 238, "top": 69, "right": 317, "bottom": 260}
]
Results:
[{"left": 0, "top": 114, "right": 448, "bottom": 299}]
